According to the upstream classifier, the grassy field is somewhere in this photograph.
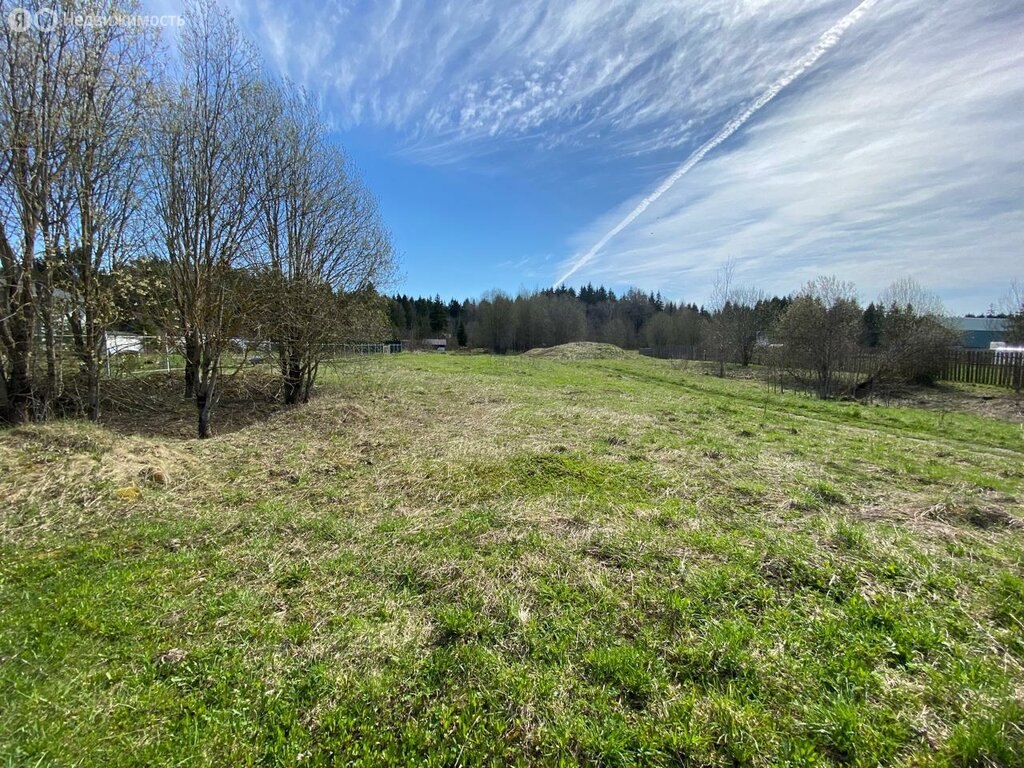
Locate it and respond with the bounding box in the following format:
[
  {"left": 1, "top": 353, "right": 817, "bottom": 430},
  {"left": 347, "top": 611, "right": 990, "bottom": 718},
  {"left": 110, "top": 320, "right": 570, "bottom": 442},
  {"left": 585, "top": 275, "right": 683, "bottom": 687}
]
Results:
[{"left": 2, "top": 351, "right": 1023, "bottom": 766}]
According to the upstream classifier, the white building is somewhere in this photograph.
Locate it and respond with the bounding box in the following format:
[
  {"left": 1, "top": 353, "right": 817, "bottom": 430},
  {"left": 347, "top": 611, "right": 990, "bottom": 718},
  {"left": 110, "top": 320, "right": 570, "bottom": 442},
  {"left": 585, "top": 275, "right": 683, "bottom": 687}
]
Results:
[{"left": 103, "top": 332, "right": 144, "bottom": 356}]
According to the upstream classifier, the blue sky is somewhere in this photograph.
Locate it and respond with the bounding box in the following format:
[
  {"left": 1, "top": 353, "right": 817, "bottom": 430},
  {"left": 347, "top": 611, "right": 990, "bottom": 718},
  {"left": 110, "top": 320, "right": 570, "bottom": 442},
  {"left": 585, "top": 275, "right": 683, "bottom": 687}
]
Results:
[{"left": 152, "top": 0, "right": 1022, "bottom": 312}]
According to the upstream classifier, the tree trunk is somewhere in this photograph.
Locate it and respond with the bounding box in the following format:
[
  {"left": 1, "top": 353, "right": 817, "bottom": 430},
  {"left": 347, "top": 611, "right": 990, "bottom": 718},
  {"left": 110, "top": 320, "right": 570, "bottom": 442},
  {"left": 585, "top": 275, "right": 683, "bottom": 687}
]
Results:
[
  {"left": 70, "top": 309, "right": 102, "bottom": 421},
  {"left": 302, "top": 361, "right": 318, "bottom": 404},
  {"left": 184, "top": 359, "right": 196, "bottom": 398},
  {"left": 818, "top": 366, "right": 831, "bottom": 400},
  {"left": 283, "top": 353, "right": 302, "bottom": 405},
  {"left": 86, "top": 356, "right": 100, "bottom": 421},
  {"left": 197, "top": 389, "right": 211, "bottom": 438},
  {"left": 39, "top": 266, "right": 64, "bottom": 420},
  {"left": 85, "top": 318, "right": 100, "bottom": 422},
  {"left": 4, "top": 360, "right": 31, "bottom": 424},
  {"left": 43, "top": 314, "right": 58, "bottom": 419},
  {"left": 183, "top": 331, "right": 199, "bottom": 398},
  {"left": 3, "top": 297, "right": 34, "bottom": 425},
  {"left": 195, "top": 354, "right": 219, "bottom": 439},
  {"left": 741, "top": 344, "right": 753, "bottom": 367},
  {"left": 196, "top": 379, "right": 213, "bottom": 439}
]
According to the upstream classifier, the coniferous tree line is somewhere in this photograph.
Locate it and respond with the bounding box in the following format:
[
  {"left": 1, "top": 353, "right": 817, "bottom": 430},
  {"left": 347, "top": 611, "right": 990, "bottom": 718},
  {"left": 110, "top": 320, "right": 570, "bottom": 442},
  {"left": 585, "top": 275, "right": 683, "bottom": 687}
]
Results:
[{"left": 0, "top": 0, "right": 395, "bottom": 436}]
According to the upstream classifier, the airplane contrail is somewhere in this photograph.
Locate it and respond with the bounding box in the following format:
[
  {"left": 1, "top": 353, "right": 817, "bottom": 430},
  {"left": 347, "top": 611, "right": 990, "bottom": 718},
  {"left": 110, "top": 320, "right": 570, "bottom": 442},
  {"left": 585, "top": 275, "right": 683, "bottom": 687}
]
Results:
[{"left": 556, "top": 0, "right": 881, "bottom": 286}]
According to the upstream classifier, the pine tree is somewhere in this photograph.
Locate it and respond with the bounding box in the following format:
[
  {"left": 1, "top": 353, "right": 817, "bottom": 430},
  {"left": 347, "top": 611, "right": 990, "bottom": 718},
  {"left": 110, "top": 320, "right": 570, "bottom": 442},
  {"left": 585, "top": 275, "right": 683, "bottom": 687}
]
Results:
[
  {"left": 861, "top": 302, "right": 885, "bottom": 347},
  {"left": 429, "top": 295, "right": 448, "bottom": 333}
]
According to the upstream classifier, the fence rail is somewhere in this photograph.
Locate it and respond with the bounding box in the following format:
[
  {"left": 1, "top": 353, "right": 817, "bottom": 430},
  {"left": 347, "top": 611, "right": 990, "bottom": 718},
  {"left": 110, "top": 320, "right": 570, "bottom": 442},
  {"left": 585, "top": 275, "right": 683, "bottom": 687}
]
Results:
[{"left": 334, "top": 342, "right": 403, "bottom": 356}]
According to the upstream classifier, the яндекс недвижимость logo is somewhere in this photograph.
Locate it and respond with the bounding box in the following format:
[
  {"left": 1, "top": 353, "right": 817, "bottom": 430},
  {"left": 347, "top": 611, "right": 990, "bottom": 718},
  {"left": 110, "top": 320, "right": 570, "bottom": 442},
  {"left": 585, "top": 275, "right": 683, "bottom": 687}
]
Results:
[{"left": 5, "top": 6, "right": 183, "bottom": 32}]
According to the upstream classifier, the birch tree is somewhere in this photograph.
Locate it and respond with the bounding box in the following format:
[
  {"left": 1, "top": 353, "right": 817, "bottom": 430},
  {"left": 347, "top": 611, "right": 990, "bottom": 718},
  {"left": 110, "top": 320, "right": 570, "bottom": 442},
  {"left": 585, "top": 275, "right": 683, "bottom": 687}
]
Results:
[{"left": 148, "top": 0, "right": 265, "bottom": 437}]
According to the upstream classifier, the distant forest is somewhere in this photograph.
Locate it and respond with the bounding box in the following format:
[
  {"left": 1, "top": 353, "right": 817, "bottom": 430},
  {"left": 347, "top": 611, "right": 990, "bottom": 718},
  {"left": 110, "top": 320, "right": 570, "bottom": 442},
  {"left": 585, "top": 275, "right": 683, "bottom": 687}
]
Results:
[
  {"left": 391, "top": 284, "right": 888, "bottom": 355},
  {"left": 389, "top": 285, "right": 720, "bottom": 353}
]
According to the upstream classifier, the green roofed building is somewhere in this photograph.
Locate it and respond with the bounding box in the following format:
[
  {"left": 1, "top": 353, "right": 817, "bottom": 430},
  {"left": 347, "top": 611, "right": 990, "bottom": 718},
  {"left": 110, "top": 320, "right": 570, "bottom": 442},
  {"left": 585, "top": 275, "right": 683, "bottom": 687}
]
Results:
[{"left": 946, "top": 317, "right": 1010, "bottom": 349}]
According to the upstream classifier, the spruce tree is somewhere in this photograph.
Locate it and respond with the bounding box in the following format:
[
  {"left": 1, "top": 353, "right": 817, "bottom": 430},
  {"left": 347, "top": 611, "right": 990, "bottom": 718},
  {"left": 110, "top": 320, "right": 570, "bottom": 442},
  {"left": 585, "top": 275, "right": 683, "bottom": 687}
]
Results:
[{"left": 861, "top": 302, "right": 885, "bottom": 347}]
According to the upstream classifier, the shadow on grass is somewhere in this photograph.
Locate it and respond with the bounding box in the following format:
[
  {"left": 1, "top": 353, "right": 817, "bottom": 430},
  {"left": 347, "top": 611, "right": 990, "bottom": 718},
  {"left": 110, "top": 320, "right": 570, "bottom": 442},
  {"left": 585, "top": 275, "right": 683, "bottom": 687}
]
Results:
[{"left": 96, "top": 370, "right": 286, "bottom": 440}]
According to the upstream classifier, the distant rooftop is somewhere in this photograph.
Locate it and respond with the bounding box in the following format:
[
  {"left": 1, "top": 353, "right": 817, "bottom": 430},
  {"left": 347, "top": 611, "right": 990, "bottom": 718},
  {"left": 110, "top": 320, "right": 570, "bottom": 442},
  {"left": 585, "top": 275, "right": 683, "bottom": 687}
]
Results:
[{"left": 946, "top": 317, "right": 1009, "bottom": 332}]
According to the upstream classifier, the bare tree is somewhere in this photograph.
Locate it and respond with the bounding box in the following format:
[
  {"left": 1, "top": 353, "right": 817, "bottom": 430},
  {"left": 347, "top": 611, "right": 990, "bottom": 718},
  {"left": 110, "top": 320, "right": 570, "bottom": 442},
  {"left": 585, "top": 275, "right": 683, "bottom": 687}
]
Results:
[
  {"left": 252, "top": 84, "right": 394, "bottom": 404},
  {"left": 470, "top": 291, "right": 515, "bottom": 353},
  {"left": 777, "top": 276, "right": 862, "bottom": 399},
  {"left": 872, "top": 277, "right": 956, "bottom": 390},
  {"left": 148, "top": 0, "right": 265, "bottom": 437},
  {"left": 727, "top": 287, "right": 768, "bottom": 367},
  {"left": 706, "top": 262, "right": 766, "bottom": 372},
  {"left": 542, "top": 293, "right": 585, "bottom": 347},
  {"left": 706, "top": 262, "right": 734, "bottom": 376}
]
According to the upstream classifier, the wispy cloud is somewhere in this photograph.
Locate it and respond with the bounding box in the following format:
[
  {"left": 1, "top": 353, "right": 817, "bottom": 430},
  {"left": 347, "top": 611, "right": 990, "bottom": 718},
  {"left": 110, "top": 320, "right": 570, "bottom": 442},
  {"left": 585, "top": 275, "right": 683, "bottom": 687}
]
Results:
[{"left": 219, "top": 0, "right": 857, "bottom": 159}]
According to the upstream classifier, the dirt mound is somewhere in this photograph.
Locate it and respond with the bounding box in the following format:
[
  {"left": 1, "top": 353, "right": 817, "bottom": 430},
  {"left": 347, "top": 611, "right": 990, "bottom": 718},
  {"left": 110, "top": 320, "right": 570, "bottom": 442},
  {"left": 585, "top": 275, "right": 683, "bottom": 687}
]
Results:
[{"left": 523, "top": 342, "right": 634, "bottom": 361}]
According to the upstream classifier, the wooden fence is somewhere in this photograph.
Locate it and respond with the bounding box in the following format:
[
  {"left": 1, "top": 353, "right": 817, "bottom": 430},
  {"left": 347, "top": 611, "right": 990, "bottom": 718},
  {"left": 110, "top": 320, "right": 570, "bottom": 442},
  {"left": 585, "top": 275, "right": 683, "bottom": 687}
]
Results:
[{"left": 941, "top": 348, "right": 1024, "bottom": 390}]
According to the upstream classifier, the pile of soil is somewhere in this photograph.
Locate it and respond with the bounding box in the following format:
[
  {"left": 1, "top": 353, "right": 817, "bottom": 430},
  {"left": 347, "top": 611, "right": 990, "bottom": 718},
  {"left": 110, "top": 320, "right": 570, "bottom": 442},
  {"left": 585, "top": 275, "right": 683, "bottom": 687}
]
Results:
[{"left": 523, "top": 342, "right": 635, "bottom": 361}]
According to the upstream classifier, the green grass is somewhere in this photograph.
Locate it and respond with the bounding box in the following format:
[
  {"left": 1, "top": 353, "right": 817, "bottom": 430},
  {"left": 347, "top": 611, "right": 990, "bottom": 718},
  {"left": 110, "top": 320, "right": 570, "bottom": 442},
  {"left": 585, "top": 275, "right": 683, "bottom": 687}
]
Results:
[{"left": 2, "top": 353, "right": 1023, "bottom": 766}]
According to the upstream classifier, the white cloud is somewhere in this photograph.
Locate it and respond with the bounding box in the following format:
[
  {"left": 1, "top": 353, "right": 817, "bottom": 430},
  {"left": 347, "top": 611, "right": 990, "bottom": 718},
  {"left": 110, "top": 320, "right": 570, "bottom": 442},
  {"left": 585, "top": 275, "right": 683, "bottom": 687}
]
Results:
[{"left": 555, "top": 0, "right": 882, "bottom": 286}]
